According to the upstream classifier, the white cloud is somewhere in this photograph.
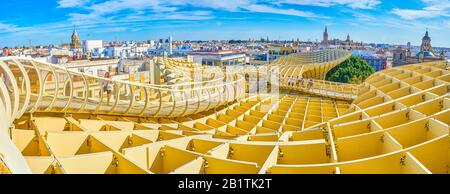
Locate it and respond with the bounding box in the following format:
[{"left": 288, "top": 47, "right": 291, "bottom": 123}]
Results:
[
  {"left": 274, "top": 0, "right": 381, "bottom": 9},
  {"left": 170, "top": 0, "right": 254, "bottom": 11},
  {"left": 57, "top": 0, "right": 90, "bottom": 8},
  {"left": 0, "top": 22, "right": 21, "bottom": 33},
  {"left": 244, "top": 4, "right": 321, "bottom": 18},
  {"left": 172, "top": 0, "right": 324, "bottom": 18},
  {"left": 391, "top": 9, "right": 446, "bottom": 20},
  {"left": 55, "top": 0, "right": 328, "bottom": 27},
  {"left": 391, "top": 0, "right": 450, "bottom": 20},
  {"left": 61, "top": 0, "right": 210, "bottom": 26}
]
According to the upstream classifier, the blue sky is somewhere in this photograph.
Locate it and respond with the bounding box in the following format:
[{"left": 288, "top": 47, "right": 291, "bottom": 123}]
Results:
[{"left": 1, "top": 0, "right": 449, "bottom": 47}]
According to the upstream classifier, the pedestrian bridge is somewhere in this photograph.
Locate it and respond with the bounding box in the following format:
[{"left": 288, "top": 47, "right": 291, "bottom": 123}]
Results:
[
  {"left": 271, "top": 50, "right": 362, "bottom": 100},
  {"left": 0, "top": 50, "right": 449, "bottom": 174},
  {"left": 280, "top": 79, "right": 362, "bottom": 101}
]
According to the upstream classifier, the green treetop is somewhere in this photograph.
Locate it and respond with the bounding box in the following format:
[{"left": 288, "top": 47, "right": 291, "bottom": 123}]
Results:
[{"left": 325, "top": 56, "right": 375, "bottom": 84}]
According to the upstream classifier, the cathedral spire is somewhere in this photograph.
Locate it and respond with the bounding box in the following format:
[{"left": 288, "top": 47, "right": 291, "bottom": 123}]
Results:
[
  {"left": 420, "top": 28, "right": 433, "bottom": 55},
  {"left": 72, "top": 25, "right": 78, "bottom": 38},
  {"left": 71, "top": 25, "right": 81, "bottom": 49},
  {"left": 322, "top": 26, "right": 329, "bottom": 47}
]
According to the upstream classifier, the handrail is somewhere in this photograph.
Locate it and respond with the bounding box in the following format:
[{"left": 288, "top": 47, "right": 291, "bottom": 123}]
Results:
[
  {"left": 268, "top": 50, "right": 361, "bottom": 100},
  {"left": 0, "top": 56, "right": 247, "bottom": 174},
  {"left": 0, "top": 57, "right": 246, "bottom": 119}
]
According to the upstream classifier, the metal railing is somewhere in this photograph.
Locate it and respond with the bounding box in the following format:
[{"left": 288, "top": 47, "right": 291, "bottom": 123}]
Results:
[
  {"left": 0, "top": 56, "right": 246, "bottom": 174},
  {"left": 271, "top": 50, "right": 360, "bottom": 100},
  {"left": 280, "top": 78, "right": 362, "bottom": 100},
  {"left": 0, "top": 57, "right": 246, "bottom": 120}
]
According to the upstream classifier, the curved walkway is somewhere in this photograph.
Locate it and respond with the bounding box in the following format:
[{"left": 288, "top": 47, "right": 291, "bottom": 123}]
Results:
[{"left": 269, "top": 50, "right": 362, "bottom": 100}]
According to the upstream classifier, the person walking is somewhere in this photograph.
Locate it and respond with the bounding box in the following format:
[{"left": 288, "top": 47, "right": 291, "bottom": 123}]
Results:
[
  {"left": 308, "top": 79, "right": 313, "bottom": 90},
  {"left": 287, "top": 77, "right": 292, "bottom": 87},
  {"left": 100, "top": 72, "right": 113, "bottom": 105},
  {"left": 1, "top": 66, "right": 13, "bottom": 93}
]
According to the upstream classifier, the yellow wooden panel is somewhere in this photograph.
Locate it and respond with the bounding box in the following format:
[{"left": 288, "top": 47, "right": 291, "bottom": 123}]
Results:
[
  {"left": 187, "top": 139, "right": 223, "bottom": 154},
  {"left": 336, "top": 132, "right": 402, "bottom": 162},
  {"left": 202, "top": 156, "right": 259, "bottom": 174},
  {"left": 58, "top": 152, "right": 115, "bottom": 174},
  {"left": 150, "top": 146, "right": 199, "bottom": 174},
  {"left": 409, "top": 136, "right": 449, "bottom": 174},
  {"left": 278, "top": 141, "right": 329, "bottom": 165},
  {"left": 290, "top": 130, "right": 324, "bottom": 141},
  {"left": 229, "top": 143, "right": 275, "bottom": 167}
]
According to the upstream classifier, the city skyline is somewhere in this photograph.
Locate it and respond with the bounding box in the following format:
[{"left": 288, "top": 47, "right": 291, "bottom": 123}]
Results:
[{"left": 1, "top": 0, "right": 450, "bottom": 47}]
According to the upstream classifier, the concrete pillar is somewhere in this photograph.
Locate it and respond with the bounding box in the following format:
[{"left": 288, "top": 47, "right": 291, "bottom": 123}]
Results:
[{"left": 149, "top": 59, "right": 161, "bottom": 85}]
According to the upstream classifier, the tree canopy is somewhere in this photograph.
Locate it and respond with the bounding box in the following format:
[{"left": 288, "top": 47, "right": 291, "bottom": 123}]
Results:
[{"left": 325, "top": 56, "right": 374, "bottom": 84}]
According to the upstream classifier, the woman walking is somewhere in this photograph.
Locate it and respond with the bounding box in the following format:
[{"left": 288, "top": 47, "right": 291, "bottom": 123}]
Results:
[
  {"left": 307, "top": 79, "right": 314, "bottom": 90},
  {"left": 100, "top": 72, "right": 113, "bottom": 105}
]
